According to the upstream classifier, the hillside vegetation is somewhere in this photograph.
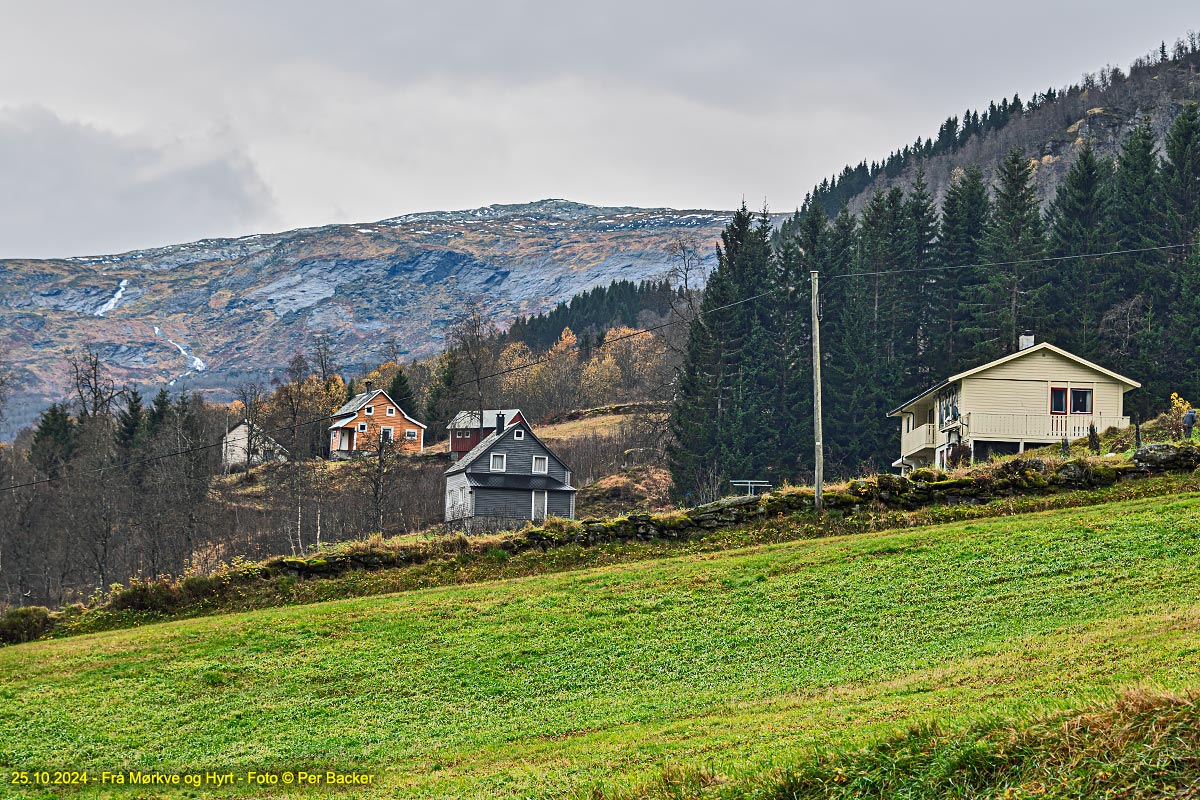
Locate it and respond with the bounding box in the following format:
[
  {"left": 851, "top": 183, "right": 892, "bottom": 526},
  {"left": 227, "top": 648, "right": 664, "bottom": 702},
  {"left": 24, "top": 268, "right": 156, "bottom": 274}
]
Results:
[{"left": 2, "top": 493, "right": 1199, "bottom": 798}]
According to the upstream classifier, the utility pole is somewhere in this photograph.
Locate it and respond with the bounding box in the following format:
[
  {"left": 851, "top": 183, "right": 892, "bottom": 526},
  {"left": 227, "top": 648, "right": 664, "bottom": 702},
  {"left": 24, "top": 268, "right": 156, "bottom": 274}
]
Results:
[{"left": 811, "top": 270, "right": 824, "bottom": 514}]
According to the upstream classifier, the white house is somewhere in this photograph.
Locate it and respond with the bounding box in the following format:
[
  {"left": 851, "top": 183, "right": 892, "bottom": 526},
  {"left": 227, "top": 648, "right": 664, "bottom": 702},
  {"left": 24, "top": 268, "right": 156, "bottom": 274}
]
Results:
[
  {"left": 221, "top": 420, "right": 287, "bottom": 470},
  {"left": 888, "top": 337, "right": 1140, "bottom": 472}
]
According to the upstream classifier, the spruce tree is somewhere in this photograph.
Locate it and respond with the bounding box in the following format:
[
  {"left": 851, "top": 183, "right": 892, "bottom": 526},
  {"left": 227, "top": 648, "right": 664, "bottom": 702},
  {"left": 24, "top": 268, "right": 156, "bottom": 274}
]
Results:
[
  {"left": 1045, "top": 140, "right": 1114, "bottom": 356},
  {"left": 936, "top": 167, "right": 990, "bottom": 373},
  {"left": 1162, "top": 103, "right": 1200, "bottom": 250},
  {"left": 978, "top": 148, "right": 1046, "bottom": 358},
  {"left": 115, "top": 389, "right": 145, "bottom": 452},
  {"left": 1107, "top": 119, "right": 1170, "bottom": 413},
  {"left": 387, "top": 366, "right": 413, "bottom": 408},
  {"left": 29, "top": 403, "right": 78, "bottom": 478}
]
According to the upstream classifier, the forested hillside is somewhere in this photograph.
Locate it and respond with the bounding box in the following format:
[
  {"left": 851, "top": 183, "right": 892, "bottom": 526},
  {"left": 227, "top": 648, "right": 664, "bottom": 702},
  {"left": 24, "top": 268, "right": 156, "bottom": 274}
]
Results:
[
  {"left": 669, "top": 100, "right": 1200, "bottom": 496},
  {"left": 811, "top": 35, "right": 1200, "bottom": 215}
]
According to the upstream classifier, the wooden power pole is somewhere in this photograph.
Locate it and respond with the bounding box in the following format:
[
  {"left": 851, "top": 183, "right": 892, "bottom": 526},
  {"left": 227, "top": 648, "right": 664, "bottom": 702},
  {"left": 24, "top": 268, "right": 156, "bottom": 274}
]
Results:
[{"left": 811, "top": 270, "right": 824, "bottom": 514}]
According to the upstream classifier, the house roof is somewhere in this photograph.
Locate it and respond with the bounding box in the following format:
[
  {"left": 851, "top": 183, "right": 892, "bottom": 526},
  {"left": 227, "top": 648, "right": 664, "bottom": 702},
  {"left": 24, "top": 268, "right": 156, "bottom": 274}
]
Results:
[
  {"left": 328, "top": 389, "right": 427, "bottom": 430},
  {"left": 225, "top": 420, "right": 288, "bottom": 453},
  {"left": 447, "top": 408, "right": 523, "bottom": 430},
  {"left": 445, "top": 418, "right": 571, "bottom": 482},
  {"left": 886, "top": 342, "right": 1142, "bottom": 417},
  {"left": 464, "top": 473, "right": 576, "bottom": 492}
]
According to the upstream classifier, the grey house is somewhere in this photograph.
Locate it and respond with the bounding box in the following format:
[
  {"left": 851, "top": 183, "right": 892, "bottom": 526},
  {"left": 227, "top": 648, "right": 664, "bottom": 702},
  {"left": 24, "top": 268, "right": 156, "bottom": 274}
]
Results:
[{"left": 444, "top": 413, "right": 575, "bottom": 528}]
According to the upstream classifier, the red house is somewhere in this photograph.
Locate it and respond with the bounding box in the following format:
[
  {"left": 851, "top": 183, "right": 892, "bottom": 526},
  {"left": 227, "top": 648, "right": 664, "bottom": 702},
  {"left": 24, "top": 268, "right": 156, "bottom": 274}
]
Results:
[{"left": 446, "top": 408, "right": 526, "bottom": 461}]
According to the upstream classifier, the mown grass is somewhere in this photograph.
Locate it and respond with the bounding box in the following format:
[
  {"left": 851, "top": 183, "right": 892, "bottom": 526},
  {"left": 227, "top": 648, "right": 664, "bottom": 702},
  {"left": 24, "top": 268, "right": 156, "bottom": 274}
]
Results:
[{"left": 2, "top": 493, "right": 1200, "bottom": 798}]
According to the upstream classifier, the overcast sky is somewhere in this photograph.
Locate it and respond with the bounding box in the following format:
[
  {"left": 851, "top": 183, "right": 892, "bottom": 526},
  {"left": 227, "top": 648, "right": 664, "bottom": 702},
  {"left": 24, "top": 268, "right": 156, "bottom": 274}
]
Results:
[{"left": 0, "top": 2, "right": 1195, "bottom": 258}]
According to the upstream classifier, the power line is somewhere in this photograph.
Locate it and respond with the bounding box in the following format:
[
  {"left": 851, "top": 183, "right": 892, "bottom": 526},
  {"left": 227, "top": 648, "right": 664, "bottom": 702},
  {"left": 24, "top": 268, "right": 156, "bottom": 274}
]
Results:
[
  {"left": 2, "top": 288, "right": 775, "bottom": 492},
  {"left": 830, "top": 242, "right": 1194, "bottom": 279}
]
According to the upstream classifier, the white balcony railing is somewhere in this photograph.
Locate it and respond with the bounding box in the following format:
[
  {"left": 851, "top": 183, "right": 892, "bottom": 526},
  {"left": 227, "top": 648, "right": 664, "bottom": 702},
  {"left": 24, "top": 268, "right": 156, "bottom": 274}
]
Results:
[
  {"left": 901, "top": 422, "right": 937, "bottom": 456},
  {"left": 968, "top": 413, "right": 1129, "bottom": 441}
]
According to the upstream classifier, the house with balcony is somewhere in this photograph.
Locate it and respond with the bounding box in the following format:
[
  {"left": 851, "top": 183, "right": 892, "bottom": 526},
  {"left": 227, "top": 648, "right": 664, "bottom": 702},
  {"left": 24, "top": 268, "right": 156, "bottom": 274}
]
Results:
[{"left": 887, "top": 337, "right": 1140, "bottom": 473}]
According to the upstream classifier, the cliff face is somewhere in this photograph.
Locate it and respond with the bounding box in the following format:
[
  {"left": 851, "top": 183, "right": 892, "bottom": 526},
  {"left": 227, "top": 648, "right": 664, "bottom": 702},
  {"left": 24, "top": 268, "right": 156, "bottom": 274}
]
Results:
[{"left": 0, "top": 200, "right": 728, "bottom": 437}]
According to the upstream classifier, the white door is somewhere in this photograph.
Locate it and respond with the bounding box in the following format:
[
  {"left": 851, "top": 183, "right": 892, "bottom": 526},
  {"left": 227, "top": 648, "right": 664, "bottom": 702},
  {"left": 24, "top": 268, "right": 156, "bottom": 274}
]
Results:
[{"left": 531, "top": 490, "right": 547, "bottom": 521}]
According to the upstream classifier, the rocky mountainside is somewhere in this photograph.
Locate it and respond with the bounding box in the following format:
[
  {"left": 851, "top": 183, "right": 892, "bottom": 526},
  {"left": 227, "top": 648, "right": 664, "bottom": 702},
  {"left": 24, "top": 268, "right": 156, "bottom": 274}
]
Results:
[{"left": 0, "top": 200, "right": 727, "bottom": 438}]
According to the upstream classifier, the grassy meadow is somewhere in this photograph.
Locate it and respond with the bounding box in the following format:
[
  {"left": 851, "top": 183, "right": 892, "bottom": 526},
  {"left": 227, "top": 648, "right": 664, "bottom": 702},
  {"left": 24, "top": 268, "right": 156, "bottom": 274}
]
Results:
[{"left": 3, "top": 492, "right": 1200, "bottom": 798}]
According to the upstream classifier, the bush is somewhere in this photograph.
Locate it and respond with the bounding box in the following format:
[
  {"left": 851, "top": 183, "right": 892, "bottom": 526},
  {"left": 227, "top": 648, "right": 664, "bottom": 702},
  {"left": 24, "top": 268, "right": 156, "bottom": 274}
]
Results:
[
  {"left": 109, "top": 579, "right": 181, "bottom": 613},
  {"left": 0, "top": 606, "right": 52, "bottom": 644}
]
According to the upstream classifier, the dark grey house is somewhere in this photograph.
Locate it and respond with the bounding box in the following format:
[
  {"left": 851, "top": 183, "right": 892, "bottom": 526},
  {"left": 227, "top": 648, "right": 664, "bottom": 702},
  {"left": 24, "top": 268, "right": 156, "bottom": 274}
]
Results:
[{"left": 444, "top": 413, "right": 575, "bottom": 528}]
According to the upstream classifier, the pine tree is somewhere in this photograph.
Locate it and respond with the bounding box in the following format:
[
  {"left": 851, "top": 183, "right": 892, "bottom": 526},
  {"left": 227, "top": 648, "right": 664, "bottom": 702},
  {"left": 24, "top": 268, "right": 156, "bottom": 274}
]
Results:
[
  {"left": 1107, "top": 119, "right": 1170, "bottom": 414},
  {"left": 978, "top": 148, "right": 1046, "bottom": 358},
  {"left": 1162, "top": 103, "right": 1200, "bottom": 251},
  {"left": 1045, "top": 140, "right": 1114, "bottom": 356},
  {"left": 902, "top": 170, "right": 940, "bottom": 389},
  {"left": 936, "top": 167, "right": 990, "bottom": 373},
  {"left": 29, "top": 403, "right": 78, "bottom": 478},
  {"left": 115, "top": 389, "right": 145, "bottom": 452},
  {"left": 147, "top": 388, "right": 172, "bottom": 434},
  {"left": 1109, "top": 118, "right": 1169, "bottom": 301},
  {"left": 668, "top": 204, "right": 778, "bottom": 498},
  {"left": 387, "top": 366, "right": 413, "bottom": 409}
]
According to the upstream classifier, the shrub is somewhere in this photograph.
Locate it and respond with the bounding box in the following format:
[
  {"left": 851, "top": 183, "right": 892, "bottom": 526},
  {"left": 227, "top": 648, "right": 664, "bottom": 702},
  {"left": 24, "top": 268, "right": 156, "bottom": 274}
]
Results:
[{"left": 0, "top": 606, "right": 52, "bottom": 644}]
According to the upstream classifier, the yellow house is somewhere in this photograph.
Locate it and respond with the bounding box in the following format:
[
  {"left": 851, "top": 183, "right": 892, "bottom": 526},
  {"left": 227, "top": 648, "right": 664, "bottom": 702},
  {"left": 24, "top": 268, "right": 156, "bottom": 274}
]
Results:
[{"left": 888, "top": 338, "right": 1140, "bottom": 472}]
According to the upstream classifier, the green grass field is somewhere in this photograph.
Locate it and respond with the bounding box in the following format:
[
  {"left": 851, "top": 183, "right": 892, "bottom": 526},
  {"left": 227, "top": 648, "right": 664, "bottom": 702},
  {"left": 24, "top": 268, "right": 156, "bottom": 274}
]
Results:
[{"left": 3, "top": 493, "right": 1200, "bottom": 798}]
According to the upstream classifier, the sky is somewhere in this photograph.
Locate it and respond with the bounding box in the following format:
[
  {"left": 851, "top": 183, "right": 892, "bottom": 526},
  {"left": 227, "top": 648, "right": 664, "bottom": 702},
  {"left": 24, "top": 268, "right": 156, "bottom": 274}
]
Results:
[{"left": 0, "top": 2, "right": 1196, "bottom": 258}]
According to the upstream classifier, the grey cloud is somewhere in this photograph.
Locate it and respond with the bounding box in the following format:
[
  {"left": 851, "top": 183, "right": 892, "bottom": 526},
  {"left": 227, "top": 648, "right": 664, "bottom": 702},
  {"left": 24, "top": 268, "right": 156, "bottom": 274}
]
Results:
[
  {"left": 0, "top": 2, "right": 1196, "bottom": 256},
  {"left": 0, "top": 106, "right": 277, "bottom": 258}
]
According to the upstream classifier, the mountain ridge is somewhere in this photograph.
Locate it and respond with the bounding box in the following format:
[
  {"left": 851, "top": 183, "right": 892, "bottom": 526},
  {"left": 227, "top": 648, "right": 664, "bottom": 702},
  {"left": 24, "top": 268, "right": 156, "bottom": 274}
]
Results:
[{"left": 0, "top": 199, "right": 729, "bottom": 438}]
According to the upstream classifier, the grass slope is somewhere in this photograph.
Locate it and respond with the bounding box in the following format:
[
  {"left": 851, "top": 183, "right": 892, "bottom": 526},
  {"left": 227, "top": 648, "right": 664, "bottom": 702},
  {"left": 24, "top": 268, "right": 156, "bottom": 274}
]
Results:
[{"left": 3, "top": 494, "right": 1200, "bottom": 798}]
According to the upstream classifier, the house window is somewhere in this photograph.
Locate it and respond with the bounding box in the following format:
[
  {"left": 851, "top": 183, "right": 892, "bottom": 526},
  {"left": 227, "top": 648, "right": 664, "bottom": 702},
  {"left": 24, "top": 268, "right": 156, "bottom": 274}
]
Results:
[
  {"left": 513, "top": 429, "right": 525, "bottom": 440},
  {"left": 532, "top": 455, "right": 548, "bottom": 474},
  {"left": 490, "top": 453, "right": 506, "bottom": 472},
  {"left": 386, "top": 407, "right": 396, "bottom": 416},
  {"left": 357, "top": 422, "right": 368, "bottom": 432},
  {"left": 365, "top": 406, "right": 374, "bottom": 416},
  {"left": 1071, "top": 388, "right": 1093, "bottom": 414},
  {"left": 1050, "top": 387, "right": 1067, "bottom": 415},
  {"left": 381, "top": 427, "right": 394, "bottom": 443},
  {"left": 405, "top": 429, "right": 418, "bottom": 440}
]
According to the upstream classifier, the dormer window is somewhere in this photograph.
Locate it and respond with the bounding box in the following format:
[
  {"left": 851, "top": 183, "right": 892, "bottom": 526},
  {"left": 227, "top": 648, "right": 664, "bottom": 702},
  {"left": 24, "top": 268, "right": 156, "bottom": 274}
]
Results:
[
  {"left": 365, "top": 406, "right": 374, "bottom": 416},
  {"left": 490, "top": 453, "right": 506, "bottom": 472}
]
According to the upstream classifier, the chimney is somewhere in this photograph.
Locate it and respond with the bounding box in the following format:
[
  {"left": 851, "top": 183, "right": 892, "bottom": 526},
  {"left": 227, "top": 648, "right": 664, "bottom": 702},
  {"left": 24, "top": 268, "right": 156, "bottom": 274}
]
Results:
[
  {"left": 1019, "top": 331, "right": 1035, "bottom": 350},
  {"left": 363, "top": 379, "right": 373, "bottom": 393},
  {"left": 495, "top": 412, "right": 505, "bottom": 435}
]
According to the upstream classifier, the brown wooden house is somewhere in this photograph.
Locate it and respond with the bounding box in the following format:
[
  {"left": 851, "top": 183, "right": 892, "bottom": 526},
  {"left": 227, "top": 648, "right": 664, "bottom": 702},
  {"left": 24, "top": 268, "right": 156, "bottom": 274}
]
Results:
[{"left": 329, "top": 384, "right": 426, "bottom": 459}]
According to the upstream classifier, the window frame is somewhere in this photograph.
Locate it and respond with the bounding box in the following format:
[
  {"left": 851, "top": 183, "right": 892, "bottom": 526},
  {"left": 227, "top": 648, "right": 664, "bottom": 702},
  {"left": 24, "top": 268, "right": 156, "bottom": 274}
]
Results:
[
  {"left": 1050, "top": 387, "right": 1068, "bottom": 415},
  {"left": 532, "top": 455, "right": 548, "bottom": 474},
  {"left": 357, "top": 422, "right": 368, "bottom": 433},
  {"left": 364, "top": 405, "right": 374, "bottom": 416},
  {"left": 380, "top": 426, "right": 394, "bottom": 443},
  {"left": 1070, "top": 388, "right": 1093, "bottom": 415},
  {"left": 490, "top": 453, "right": 506, "bottom": 472},
  {"left": 405, "top": 429, "right": 418, "bottom": 441},
  {"left": 386, "top": 406, "right": 396, "bottom": 416},
  {"left": 513, "top": 428, "right": 525, "bottom": 440}
]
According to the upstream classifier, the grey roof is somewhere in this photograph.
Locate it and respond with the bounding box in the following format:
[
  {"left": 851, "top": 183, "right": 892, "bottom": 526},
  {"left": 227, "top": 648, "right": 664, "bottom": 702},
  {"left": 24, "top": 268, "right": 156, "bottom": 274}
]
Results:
[
  {"left": 447, "top": 408, "right": 523, "bottom": 429},
  {"left": 445, "top": 426, "right": 507, "bottom": 474},
  {"left": 329, "top": 389, "right": 427, "bottom": 430},
  {"left": 445, "top": 419, "right": 571, "bottom": 484},
  {"left": 226, "top": 419, "right": 288, "bottom": 453},
  {"left": 465, "top": 473, "right": 576, "bottom": 492},
  {"left": 333, "top": 388, "right": 385, "bottom": 417}
]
